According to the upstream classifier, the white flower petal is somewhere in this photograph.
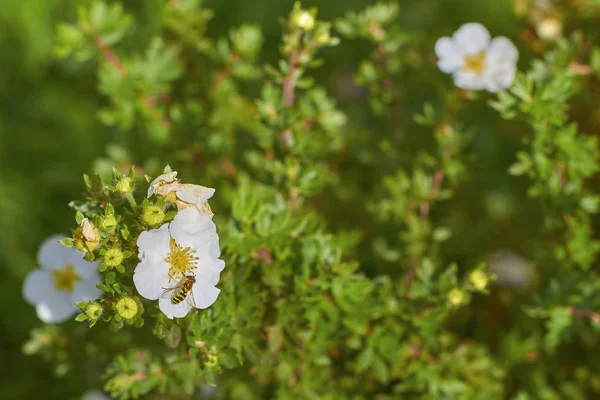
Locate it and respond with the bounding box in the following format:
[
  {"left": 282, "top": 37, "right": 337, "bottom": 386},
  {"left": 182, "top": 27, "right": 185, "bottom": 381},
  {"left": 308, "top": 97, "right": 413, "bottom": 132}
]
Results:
[
  {"left": 72, "top": 274, "right": 102, "bottom": 304},
  {"left": 196, "top": 260, "right": 225, "bottom": 286},
  {"left": 453, "top": 70, "right": 487, "bottom": 91},
  {"left": 486, "top": 36, "right": 519, "bottom": 66},
  {"left": 192, "top": 281, "right": 220, "bottom": 309},
  {"left": 435, "top": 37, "right": 463, "bottom": 73},
  {"left": 37, "top": 235, "right": 71, "bottom": 270},
  {"left": 175, "top": 184, "right": 215, "bottom": 205},
  {"left": 70, "top": 255, "right": 100, "bottom": 280},
  {"left": 484, "top": 65, "right": 516, "bottom": 92},
  {"left": 133, "top": 259, "right": 171, "bottom": 300},
  {"left": 453, "top": 23, "right": 490, "bottom": 54},
  {"left": 23, "top": 270, "right": 55, "bottom": 305},
  {"left": 159, "top": 296, "right": 195, "bottom": 319},
  {"left": 36, "top": 293, "right": 77, "bottom": 323},
  {"left": 137, "top": 223, "right": 170, "bottom": 262},
  {"left": 169, "top": 208, "right": 217, "bottom": 250},
  {"left": 82, "top": 390, "right": 112, "bottom": 400}
]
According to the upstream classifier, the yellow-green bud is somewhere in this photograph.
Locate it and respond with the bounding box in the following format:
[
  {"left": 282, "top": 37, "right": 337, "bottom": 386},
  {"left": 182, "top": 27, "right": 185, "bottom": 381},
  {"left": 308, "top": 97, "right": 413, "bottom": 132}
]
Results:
[
  {"left": 74, "top": 239, "right": 87, "bottom": 253},
  {"left": 142, "top": 206, "right": 165, "bottom": 226},
  {"left": 104, "top": 248, "right": 124, "bottom": 267},
  {"left": 116, "top": 177, "right": 134, "bottom": 194},
  {"left": 292, "top": 11, "right": 315, "bottom": 30},
  {"left": 101, "top": 214, "right": 117, "bottom": 231},
  {"left": 206, "top": 354, "right": 219, "bottom": 368},
  {"left": 447, "top": 288, "right": 467, "bottom": 307},
  {"left": 469, "top": 270, "right": 489, "bottom": 291},
  {"left": 164, "top": 191, "right": 177, "bottom": 203},
  {"left": 85, "top": 303, "right": 103, "bottom": 319},
  {"left": 316, "top": 31, "right": 331, "bottom": 45},
  {"left": 116, "top": 298, "right": 137, "bottom": 319}
]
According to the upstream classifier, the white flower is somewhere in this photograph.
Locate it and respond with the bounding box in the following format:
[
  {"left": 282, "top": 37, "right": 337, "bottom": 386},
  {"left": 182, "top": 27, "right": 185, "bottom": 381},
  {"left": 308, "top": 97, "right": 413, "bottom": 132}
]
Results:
[
  {"left": 148, "top": 171, "right": 215, "bottom": 218},
  {"left": 487, "top": 250, "right": 536, "bottom": 292},
  {"left": 435, "top": 23, "right": 519, "bottom": 92},
  {"left": 133, "top": 207, "right": 225, "bottom": 319},
  {"left": 23, "top": 235, "right": 102, "bottom": 323},
  {"left": 536, "top": 17, "right": 562, "bottom": 42},
  {"left": 82, "top": 390, "right": 112, "bottom": 400}
]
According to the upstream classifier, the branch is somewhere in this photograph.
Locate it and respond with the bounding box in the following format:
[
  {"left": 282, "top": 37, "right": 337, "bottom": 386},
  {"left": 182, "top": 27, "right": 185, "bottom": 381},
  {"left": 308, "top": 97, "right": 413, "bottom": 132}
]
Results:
[
  {"left": 93, "top": 36, "right": 170, "bottom": 130},
  {"left": 283, "top": 52, "right": 298, "bottom": 108},
  {"left": 565, "top": 306, "right": 600, "bottom": 324},
  {"left": 93, "top": 37, "right": 126, "bottom": 78},
  {"left": 420, "top": 169, "right": 445, "bottom": 221}
]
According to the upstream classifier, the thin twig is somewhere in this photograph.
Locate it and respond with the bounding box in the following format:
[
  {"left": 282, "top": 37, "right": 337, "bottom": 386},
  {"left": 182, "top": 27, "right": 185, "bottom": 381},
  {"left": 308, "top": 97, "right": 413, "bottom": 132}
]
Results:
[
  {"left": 93, "top": 36, "right": 170, "bottom": 129},
  {"left": 565, "top": 306, "right": 600, "bottom": 324},
  {"left": 93, "top": 37, "right": 126, "bottom": 77},
  {"left": 283, "top": 52, "right": 298, "bottom": 108},
  {"left": 420, "top": 169, "right": 445, "bottom": 221}
]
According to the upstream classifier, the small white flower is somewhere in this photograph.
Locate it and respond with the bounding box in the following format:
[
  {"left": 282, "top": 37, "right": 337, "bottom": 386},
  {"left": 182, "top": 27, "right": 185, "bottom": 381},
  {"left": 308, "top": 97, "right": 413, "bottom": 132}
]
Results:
[
  {"left": 23, "top": 235, "right": 102, "bottom": 323},
  {"left": 82, "top": 390, "right": 112, "bottom": 400},
  {"left": 148, "top": 171, "right": 215, "bottom": 218},
  {"left": 536, "top": 17, "right": 562, "bottom": 42},
  {"left": 133, "top": 207, "right": 225, "bottom": 319},
  {"left": 435, "top": 23, "right": 519, "bottom": 92}
]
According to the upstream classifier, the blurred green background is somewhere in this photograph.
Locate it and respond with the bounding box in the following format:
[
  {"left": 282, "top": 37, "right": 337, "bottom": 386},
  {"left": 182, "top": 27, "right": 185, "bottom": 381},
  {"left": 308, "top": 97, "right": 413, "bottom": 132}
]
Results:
[{"left": 0, "top": 0, "right": 580, "bottom": 398}]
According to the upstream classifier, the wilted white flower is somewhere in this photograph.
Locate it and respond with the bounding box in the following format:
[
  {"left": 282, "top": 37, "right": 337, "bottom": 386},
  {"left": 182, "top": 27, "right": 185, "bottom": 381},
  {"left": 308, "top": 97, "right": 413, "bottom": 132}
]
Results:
[
  {"left": 23, "top": 235, "right": 102, "bottom": 323},
  {"left": 435, "top": 23, "right": 519, "bottom": 92},
  {"left": 133, "top": 207, "right": 225, "bottom": 319},
  {"left": 148, "top": 171, "right": 215, "bottom": 218}
]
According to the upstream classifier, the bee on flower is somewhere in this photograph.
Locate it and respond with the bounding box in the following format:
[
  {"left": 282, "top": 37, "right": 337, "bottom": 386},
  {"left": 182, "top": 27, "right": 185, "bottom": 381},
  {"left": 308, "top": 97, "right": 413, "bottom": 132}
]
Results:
[
  {"left": 133, "top": 207, "right": 225, "bottom": 319},
  {"left": 23, "top": 235, "right": 102, "bottom": 323},
  {"left": 435, "top": 23, "right": 519, "bottom": 92}
]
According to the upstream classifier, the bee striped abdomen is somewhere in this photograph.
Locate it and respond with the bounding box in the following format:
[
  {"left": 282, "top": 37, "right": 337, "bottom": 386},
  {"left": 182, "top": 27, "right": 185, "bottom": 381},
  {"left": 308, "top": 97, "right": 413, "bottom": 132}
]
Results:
[{"left": 170, "top": 278, "right": 194, "bottom": 304}]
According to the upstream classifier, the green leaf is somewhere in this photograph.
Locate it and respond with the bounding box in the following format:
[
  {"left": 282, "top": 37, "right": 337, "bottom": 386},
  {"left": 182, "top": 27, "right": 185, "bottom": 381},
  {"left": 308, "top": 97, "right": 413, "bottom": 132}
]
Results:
[
  {"left": 75, "top": 313, "right": 87, "bottom": 322},
  {"left": 75, "top": 211, "right": 85, "bottom": 225}
]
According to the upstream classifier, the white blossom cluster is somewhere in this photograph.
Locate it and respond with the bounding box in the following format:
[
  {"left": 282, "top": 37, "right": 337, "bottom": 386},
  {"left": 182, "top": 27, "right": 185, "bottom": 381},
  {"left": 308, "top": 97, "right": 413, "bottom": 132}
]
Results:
[{"left": 23, "top": 170, "right": 224, "bottom": 322}]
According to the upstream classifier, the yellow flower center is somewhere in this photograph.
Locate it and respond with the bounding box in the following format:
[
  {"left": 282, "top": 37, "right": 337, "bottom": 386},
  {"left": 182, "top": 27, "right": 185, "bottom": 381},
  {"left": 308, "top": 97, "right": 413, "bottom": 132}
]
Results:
[
  {"left": 165, "top": 239, "right": 199, "bottom": 281},
  {"left": 463, "top": 51, "right": 487, "bottom": 75},
  {"left": 52, "top": 264, "right": 81, "bottom": 292}
]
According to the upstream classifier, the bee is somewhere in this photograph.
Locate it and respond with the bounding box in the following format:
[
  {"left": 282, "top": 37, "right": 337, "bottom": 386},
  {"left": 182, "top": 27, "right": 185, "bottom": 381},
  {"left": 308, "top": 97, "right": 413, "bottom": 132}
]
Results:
[{"left": 161, "top": 275, "right": 196, "bottom": 306}]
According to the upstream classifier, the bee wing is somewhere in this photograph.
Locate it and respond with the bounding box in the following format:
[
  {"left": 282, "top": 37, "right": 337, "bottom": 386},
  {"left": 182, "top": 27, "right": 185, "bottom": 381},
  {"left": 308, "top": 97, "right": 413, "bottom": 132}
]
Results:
[
  {"left": 183, "top": 284, "right": 197, "bottom": 309},
  {"left": 160, "top": 278, "right": 183, "bottom": 300}
]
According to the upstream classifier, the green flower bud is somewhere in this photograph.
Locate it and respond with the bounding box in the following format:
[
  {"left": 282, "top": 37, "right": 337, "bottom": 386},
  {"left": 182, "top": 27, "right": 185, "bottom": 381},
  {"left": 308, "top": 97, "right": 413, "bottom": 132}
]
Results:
[
  {"left": 104, "top": 248, "right": 124, "bottom": 267},
  {"left": 85, "top": 303, "right": 103, "bottom": 319},
  {"left": 292, "top": 10, "right": 314, "bottom": 30},
  {"left": 206, "top": 354, "right": 219, "bottom": 368},
  {"left": 316, "top": 31, "right": 331, "bottom": 45},
  {"left": 142, "top": 206, "right": 165, "bottom": 226},
  {"left": 116, "top": 177, "right": 134, "bottom": 194},
  {"left": 164, "top": 191, "right": 177, "bottom": 203},
  {"left": 447, "top": 288, "right": 467, "bottom": 307},
  {"left": 469, "top": 270, "right": 489, "bottom": 291},
  {"left": 101, "top": 214, "right": 118, "bottom": 231},
  {"left": 116, "top": 297, "right": 138, "bottom": 319},
  {"left": 74, "top": 239, "right": 87, "bottom": 253}
]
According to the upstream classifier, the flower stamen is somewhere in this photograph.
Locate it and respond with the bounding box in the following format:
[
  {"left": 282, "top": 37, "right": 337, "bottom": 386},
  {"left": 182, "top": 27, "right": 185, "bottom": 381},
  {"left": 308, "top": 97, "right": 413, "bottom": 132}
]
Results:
[
  {"left": 165, "top": 239, "right": 199, "bottom": 281},
  {"left": 463, "top": 51, "right": 487, "bottom": 75},
  {"left": 52, "top": 264, "right": 81, "bottom": 292}
]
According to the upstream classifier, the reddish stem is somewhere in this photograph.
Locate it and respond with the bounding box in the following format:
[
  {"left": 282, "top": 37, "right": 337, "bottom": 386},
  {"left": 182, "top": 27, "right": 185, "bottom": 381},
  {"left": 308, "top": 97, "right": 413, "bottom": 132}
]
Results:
[
  {"left": 566, "top": 306, "right": 600, "bottom": 324},
  {"left": 283, "top": 52, "right": 298, "bottom": 108}
]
